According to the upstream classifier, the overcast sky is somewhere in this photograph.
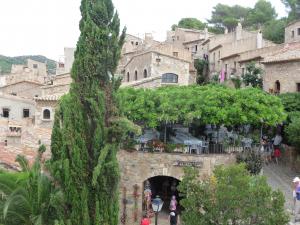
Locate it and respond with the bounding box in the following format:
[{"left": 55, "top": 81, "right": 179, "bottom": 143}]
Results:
[{"left": 0, "top": 0, "right": 287, "bottom": 61}]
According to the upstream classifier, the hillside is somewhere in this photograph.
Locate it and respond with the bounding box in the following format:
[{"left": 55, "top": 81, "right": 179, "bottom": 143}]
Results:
[{"left": 0, "top": 55, "right": 56, "bottom": 74}]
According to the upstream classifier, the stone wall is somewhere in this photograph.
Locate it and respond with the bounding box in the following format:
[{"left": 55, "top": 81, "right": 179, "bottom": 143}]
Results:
[
  {"left": 35, "top": 100, "right": 58, "bottom": 128},
  {"left": 122, "top": 52, "right": 192, "bottom": 88},
  {"left": 285, "top": 21, "right": 300, "bottom": 43},
  {"left": 117, "top": 150, "right": 236, "bottom": 225},
  {"left": 0, "top": 94, "right": 35, "bottom": 120},
  {"left": 0, "top": 81, "right": 42, "bottom": 99},
  {"left": 263, "top": 60, "right": 300, "bottom": 93}
]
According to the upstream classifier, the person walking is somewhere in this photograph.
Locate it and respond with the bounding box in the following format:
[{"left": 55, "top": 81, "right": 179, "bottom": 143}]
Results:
[
  {"left": 169, "top": 211, "right": 180, "bottom": 225},
  {"left": 293, "top": 177, "right": 300, "bottom": 222},
  {"left": 169, "top": 195, "right": 178, "bottom": 211}
]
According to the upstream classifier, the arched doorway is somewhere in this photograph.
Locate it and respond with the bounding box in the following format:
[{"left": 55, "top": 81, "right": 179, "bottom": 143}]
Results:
[
  {"left": 142, "top": 176, "right": 181, "bottom": 222},
  {"left": 275, "top": 80, "right": 280, "bottom": 94}
]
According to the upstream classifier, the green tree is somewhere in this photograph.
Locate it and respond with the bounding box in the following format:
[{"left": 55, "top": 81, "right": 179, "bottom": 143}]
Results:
[
  {"left": 50, "top": 0, "right": 126, "bottom": 224},
  {"left": 247, "top": 0, "right": 277, "bottom": 29},
  {"left": 262, "top": 18, "right": 286, "bottom": 44},
  {"left": 285, "top": 117, "right": 300, "bottom": 150},
  {"left": 209, "top": 4, "right": 251, "bottom": 31},
  {"left": 242, "top": 62, "right": 263, "bottom": 88},
  {"left": 177, "top": 18, "right": 206, "bottom": 30},
  {"left": 281, "top": 0, "right": 300, "bottom": 21},
  {"left": 118, "top": 85, "right": 286, "bottom": 128},
  {"left": 279, "top": 93, "right": 300, "bottom": 112},
  {"left": 178, "top": 164, "right": 289, "bottom": 225},
  {"left": 194, "top": 59, "right": 209, "bottom": 84},
  {"left": 0, "top": 155, "right": 63, "bottom": 225}
]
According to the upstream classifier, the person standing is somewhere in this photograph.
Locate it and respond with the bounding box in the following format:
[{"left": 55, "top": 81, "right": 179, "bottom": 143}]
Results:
[
  {"left": 140, "top": 214, "right": 150, "bottom": 225},
  {"left": 293, "top": 177, "right": 300, "bottom": 222}
]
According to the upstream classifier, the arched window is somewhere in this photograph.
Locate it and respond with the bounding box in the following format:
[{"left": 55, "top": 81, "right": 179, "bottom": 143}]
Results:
[
  {"left": 127, "top": 72, "right": 130, "bottom": 82},
  {"left": 162, "top": 73, "right": 178, "bottom": 83},
  {"left": 43, "top": 109, "right": 51, "bottom": 120},
  {"left": 143, "top": 69, "right": 148, "bottom": 78},
  {"left": 135, "top": 71, "right": 138, "bottom": 81},
  {"left": 275, "top": 80, "right": 280, "bottom": 94}
]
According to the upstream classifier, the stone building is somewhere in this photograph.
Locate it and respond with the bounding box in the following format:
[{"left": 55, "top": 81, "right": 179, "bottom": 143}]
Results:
[
  {"left": 204, "top": 23, "right": 276, "bottom": 79},
  {"left": 56, "top": 48, "right": 76, "bottom": 75},
  {"left": 262, "top": 41, "right": 300, "bottom": 94},
  {"left": 0, "top": 59, "right": 48, "bottom": 99},
  {"left": 0, "top": 94, "right": 39, "bottom": 168},
  {"left": 0, "top": 80, "right": 43, "bottom": 99},
  {"left": 3, "top": 59, "right": 47, "bottom": 85},
  {"left": 285, "top": 20, "right": 300, "bottom": 43},
  {"left": 117, "top": 150, "right": 235, "bottom": 225}
]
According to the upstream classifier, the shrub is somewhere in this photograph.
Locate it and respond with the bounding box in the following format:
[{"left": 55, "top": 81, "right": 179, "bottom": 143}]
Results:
[{"left": 236, "top": 150, "right": 263, "bottom": 175}]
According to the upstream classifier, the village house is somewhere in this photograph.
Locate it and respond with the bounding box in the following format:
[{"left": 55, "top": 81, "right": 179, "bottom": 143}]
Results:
[
  {"left": 203, "top": 23, "right": 276, "bottom": 79},
  {"left": 0, "top": 59, "right": 48, "bottom": 99}
]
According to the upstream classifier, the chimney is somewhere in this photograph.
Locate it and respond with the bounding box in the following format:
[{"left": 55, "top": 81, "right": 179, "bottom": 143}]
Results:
[
  {"left": 235, "top": 22, "right": 242, "bottom": 41},
  {"left": 145, "top": 33, "right": 153, "bottom": 44},
  {"left": 204, "top": 27, "right": 209, "bottom": 39},
  {"left": 257, "top": 30, "right": 263, "bottom": 49}
]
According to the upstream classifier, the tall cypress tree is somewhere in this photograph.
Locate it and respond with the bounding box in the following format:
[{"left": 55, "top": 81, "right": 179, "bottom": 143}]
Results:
[{"left": 50, "top": 0, "right": 125, "bottom": 224}]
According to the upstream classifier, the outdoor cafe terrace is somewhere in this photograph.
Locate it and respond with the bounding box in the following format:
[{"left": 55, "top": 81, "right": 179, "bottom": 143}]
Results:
[{"left": 133, "top": 126, "right": 259, "bottom": 155}]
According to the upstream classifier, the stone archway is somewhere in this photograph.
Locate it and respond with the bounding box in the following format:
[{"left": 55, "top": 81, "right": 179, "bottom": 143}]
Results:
[
  {"left": 117, "top": 150, "right": 236, "bottom": 225},
  {"left": 142, "top": 176, "right": 181, "bottom": 216}
]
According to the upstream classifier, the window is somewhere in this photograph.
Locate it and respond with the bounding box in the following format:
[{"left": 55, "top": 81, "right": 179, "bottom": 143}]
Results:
[
  {"left": 43, "top": 109, "right": 51, "bottom": 120},
  {"left": 161, "top": 73, "right": 178, "bottom": 83},
  {"left": 242, "top": 68, "right": 245, "bottom": 75},
  {"left": 134, "top": 71, "right": 138, "bottom": 81},
  {"left": 135, "top": 42, "right": 138, "bottom": 46},
  {"left": 131, "top": 41, "right": 134, "bottom": 45},
  {"left": 4, "top": 140, "right": 7, "bottom": 146},
  {"left": 58, "top": 62, "right": 65, "bottom": 68},
  {"left": 225, "top": 64, "right": 228, "bottom": 73},
  {"left": 297, "top": 83, "right": 300, "bottom": 92},
  {"left": 10, "top": 92, "right": 17, "bottom": 96},
  {"left": 173, "top": 52, "right": 179, "bottom": 57},
  {"left": 143, "top": 69, "right": 148, "bottom": 78},
  {"left": 213, "top": 52, "right": 216, "bottom": 63},
  {"left": 234, "top": 62, "right": 237, "bottom": 70},
  {"left": 2, "top": 108, "right": 9, "bottom": 118},
  {"left": 127, "top": 72, "right": 130, "bottom": 82},
  {"left": 195, "top": 45, "right": 198, "bottom": 52},
  {"left": 292, "top": 30, "right": 295, "bottom": 38},
  {"left": 298, "top": 28, "right": 300, "bottom": 35},
  {"left": 33, "top": 64, "right": 38, "bottom": 69},
  {"left": 218, "top": 51, "right": 220, "bottom": 59},
  {"left": 23, "top": 109, "right": 30, "bottom": 118}
]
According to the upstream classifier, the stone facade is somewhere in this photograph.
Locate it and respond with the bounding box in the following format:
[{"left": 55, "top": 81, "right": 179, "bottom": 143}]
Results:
[
  {"left": 34, "top": 96, "right": 59, "bottom": 128},
  {"left": 285, "top": 20, "right": 300, "bottom": 43},
  {"left": 121, "top": 51, "right": 193, "bottom": 88},
  {"left": 0, "top": 80, "right": 42, "bottom": 99},
  {"left": 56, "top": 48, "right": 76, "bottom": 75},
  {"left": 0, "top": 94, "right": 35, "bottom": 121},
  {"left": 117, "top": 150, "right": 236, "bottom": 225},
  {"left": 262, "top": 42, "right": 300, "bottom": 94},
  {"left": 5, "top": 59, "right": 47, "bottom": 85}
]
